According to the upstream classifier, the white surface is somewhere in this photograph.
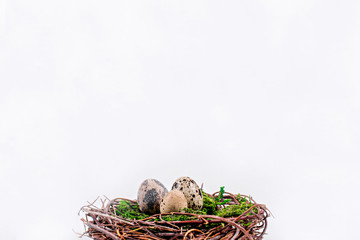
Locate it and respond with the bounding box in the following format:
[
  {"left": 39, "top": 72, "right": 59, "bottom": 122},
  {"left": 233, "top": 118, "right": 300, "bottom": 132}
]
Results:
[{"left": 1, "top": 1, "right": 360, "bottom": 239}]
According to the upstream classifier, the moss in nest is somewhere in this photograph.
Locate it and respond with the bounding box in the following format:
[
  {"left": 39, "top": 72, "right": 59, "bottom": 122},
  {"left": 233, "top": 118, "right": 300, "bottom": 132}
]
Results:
[
  {"left": 115, "top": 200, "right": 149, "bottom": 220},
  {"left": 115, "top": 189, "right": 258, "bottom": 221},
  {"left": 159, "top": 213, "right": 195, "bottom": 222},
  {"left": 236, "top": 194, "right": 250, "bottom": 204},
  {"left": 217, "top": 198, "right": 258, "bottom": 218},
  {"left": 201, "top": 190, "right": 217, "bottom": 215}
]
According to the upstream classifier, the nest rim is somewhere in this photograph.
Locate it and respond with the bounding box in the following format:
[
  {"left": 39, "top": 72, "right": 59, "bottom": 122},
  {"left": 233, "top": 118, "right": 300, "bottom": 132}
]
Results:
[{"left": 80, "top": 191, "right": 270, "bottom": 240}]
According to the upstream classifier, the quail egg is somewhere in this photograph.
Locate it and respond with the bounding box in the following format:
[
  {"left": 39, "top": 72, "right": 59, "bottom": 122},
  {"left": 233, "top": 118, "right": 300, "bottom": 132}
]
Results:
[
  {"left": 137, "top": 178, "right": 168, "bottom": 214},
  {"left": 171, "top": 176, "right": 203, "bottom": 210},
  {"left": 160, "top": 190, "right": 188, "bottom": 214}
]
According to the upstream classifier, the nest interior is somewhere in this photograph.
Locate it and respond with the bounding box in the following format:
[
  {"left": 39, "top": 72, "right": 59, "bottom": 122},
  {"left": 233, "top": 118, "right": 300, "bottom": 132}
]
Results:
[{"left": 79, "top": 191, "right": 270, "bottom": 240}]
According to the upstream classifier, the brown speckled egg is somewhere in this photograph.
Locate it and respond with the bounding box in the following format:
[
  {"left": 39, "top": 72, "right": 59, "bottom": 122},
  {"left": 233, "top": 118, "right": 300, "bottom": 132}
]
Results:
[
  {"left": 160, "top": 190, "right": 188, "bottom": 214},
  {"left": 171, "top": 176, "right": 203, "bottom": 210},
  {"left": 137, "top": 179, "right": 168, "bottom": 214}
]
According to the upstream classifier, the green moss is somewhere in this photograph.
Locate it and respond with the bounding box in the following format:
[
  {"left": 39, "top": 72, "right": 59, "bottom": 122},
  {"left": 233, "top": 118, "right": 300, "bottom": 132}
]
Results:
[
  {"left": 236, "top": 194, "right": 247, "bottom": 203},
  {"left": 182, "top": 207, "right": 207, "bottom": 215},
  {"left": 217, "top": 194, "right": 258, "bottom": 218},
  {"left": 158, "top": 213, "right": 196, "bottom": 221},
  {"left": 217, "top": 204, "right": 255, "bottom": 218},
  {"left": 114, "top": 188, "right": 258, "bottom": 222},
  {"left": 115, "top": 200, "right": 149, "bottom": 220},
  {"left": 201, "top": 190, "right": 217, "bottom": 215}
]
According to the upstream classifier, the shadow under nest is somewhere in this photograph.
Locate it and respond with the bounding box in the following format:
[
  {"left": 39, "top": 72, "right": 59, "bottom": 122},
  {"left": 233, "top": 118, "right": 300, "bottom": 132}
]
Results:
[{"left": 79, "top": 191, "right": 270, "bottom": 240}]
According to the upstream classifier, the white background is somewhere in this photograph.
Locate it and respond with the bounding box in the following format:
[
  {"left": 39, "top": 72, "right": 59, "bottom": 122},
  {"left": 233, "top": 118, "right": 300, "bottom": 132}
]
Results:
[{"left": 1, "top": 1, "right": 360, "bottom": 239}]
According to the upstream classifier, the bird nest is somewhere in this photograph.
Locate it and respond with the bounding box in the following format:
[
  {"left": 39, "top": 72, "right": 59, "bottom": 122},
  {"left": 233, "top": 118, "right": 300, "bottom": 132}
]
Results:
[{"left": 79, "top": 191, "right": 270, "bottom": 240}]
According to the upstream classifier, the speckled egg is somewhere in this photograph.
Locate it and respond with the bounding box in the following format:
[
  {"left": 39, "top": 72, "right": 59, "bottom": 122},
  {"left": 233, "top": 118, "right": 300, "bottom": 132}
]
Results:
[
  {"left": 160, "top": 190, "right": 188, "bottom": 214},
  {"left": 137, "top": 179, "right": 168, "bottom": 214},
  {"left": 171, "top": 176, "right": 203, "bottom": 210}
]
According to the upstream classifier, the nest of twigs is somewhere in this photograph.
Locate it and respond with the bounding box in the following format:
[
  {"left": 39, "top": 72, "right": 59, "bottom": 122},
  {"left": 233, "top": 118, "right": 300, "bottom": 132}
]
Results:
[{"left": 79, "top": 191, "right": 270, "bottom": 240}]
